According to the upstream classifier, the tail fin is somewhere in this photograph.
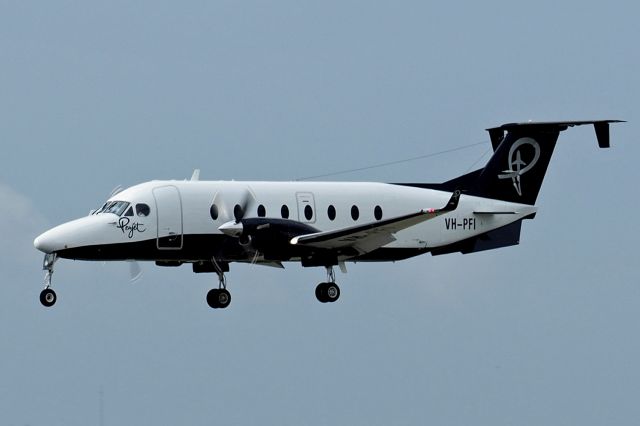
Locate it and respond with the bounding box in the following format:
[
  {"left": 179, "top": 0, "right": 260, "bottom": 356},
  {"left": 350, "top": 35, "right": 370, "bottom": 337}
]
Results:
[{"left": 442, "top": 120, "right": 623, "bottom": 205}]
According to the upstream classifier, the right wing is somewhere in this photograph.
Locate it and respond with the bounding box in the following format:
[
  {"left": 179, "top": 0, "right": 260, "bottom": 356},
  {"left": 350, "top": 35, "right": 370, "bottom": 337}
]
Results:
[{"left": 290, "top": 191, "right": 460, "bottom": 254}]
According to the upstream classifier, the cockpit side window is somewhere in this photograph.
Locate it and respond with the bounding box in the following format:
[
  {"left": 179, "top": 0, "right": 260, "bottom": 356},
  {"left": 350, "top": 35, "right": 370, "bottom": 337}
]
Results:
[
  {"left": 93, "top": 202, "right": 108, "bottom": 215},
  {"left": 136, "top": 203, "right": 150, "bottom": 217},
  {"left": 124, "top": 206, "right": 134, "bottom": 217},
  {"left": 97, "top": 201, "right": 114, "bottom": 214}
]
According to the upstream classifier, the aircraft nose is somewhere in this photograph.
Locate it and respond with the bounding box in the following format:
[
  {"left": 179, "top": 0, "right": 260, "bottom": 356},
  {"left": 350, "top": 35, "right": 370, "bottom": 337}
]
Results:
[{"left": 34, "top": 230, "right": 57, "bottom": 254}]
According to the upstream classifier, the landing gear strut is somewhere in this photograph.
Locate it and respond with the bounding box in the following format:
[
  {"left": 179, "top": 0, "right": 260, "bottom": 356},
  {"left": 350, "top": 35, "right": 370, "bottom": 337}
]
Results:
[
  {"left": 206, "top": 258, "right": 231, "bottom": 309},
  {"left": 40, "top": 253, "right": 57, "bottom": 307},
  {"left": 315, "top": 266, "right": 340, "bottom": 303}
]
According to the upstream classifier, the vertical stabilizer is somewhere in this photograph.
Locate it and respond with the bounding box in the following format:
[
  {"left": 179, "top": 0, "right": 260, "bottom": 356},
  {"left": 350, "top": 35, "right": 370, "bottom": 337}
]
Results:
[{"left": 445, "top": 120, "right": 623, "bottom": 205}]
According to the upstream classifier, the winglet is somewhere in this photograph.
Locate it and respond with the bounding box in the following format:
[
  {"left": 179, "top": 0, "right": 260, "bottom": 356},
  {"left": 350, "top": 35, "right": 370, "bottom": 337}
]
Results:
[{"left": 594, "top": 121, "right": 613, "bottom": 148}]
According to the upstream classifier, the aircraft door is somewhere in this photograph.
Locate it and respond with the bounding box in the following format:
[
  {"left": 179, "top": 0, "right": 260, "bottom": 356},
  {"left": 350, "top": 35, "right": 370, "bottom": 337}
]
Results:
[
  {"left": 153, "top": 185, "right": 183, "bottom": 249},
  {"left": 296, "top": 192, "right": 316, "bottom": 224}
]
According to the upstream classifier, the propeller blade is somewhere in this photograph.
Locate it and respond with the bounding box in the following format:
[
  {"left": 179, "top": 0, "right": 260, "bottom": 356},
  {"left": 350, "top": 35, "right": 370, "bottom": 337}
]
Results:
[
  {"left": 213, "top": 187, "right": 256, "bottom": 225},
  {"left": 128, "top": 260, "right": 143, "bottom": 282},
  {"left": 211, "top": 191, "right": 232, "bottom": 223},
  {"left": 108, "top": 185, "right": 124, "bottom": 198},
  {"left": 235, "top": 188, "right": 255, "bottom": 223}
]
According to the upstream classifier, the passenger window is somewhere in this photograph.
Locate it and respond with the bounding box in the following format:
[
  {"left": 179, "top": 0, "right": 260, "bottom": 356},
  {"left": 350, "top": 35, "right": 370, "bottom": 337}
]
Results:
[
  {"left": 304, "top": 205, "right": 313, "bottom": 220},
  {"left": 210, "top": 204, "right": 219, "bottom": 220},
  {"left": 257, "top": 205, "right": 266, "bottom": 217},
  {"left": 374, "top": 205, "right": 383, "bottom": 221},
  {"left": 136, "top": 203, "right": 150, "bottom": 217},
  {"left": 351, "top": 205, "right": 359, "bottom": 221},
  {"left": 281, "top": 205, "right": 289, "bottom": 219},
  {"left": 124, "top": 206, "right": 134, "bottom": 217},
  {"left": 327, "top": 205, "right": 336, "bottom": 221},
  {"left": 233, "top": 204, "right": 244, "bottom": 221}
]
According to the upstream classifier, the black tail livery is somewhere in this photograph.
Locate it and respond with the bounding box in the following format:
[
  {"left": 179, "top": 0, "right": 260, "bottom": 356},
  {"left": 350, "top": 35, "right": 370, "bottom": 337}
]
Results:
[
  {"left": 402, "top": 120, "right": 623, "bottom": 255},
  {"left": 421, "top": 120, "right": 624, "bottom": 205}
]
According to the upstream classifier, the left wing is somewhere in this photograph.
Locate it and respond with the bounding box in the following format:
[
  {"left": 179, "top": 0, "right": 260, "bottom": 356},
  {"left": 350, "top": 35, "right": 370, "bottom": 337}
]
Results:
[{"left": 290, "top": 191, "right": 460, "bottom": 254}]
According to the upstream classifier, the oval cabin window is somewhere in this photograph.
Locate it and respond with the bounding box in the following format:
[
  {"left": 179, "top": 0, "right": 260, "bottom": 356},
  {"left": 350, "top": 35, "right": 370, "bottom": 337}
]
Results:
[
  {"left": 351, "top": 205, "right": 359, "bottom": 221},
  {"left": 374, "top": 205, "right": 383, "bottom": 221},
  {"left": 327, "top": 205, "right": 336, "bottom": 221}
]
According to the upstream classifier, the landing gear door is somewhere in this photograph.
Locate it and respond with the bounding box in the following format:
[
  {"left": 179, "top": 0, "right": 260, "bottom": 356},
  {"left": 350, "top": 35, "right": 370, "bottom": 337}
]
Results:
[
  {"left": 296, "top": 192, "right": 316, "bottom": 224},
  {"left": 153, "top": 185, "right": 183, "bottom": 249}
]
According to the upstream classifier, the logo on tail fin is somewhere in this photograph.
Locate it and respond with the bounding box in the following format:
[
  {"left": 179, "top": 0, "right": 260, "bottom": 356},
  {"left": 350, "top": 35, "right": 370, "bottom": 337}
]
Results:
[{"left": 497, "top": 137, "right": 541, "bottom": 196}]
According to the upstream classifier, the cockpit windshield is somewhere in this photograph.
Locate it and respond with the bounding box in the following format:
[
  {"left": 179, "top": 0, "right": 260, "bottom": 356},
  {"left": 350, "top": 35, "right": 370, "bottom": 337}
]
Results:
[{"left": 96, "top": 201, "right": 130, "bottom": 216}]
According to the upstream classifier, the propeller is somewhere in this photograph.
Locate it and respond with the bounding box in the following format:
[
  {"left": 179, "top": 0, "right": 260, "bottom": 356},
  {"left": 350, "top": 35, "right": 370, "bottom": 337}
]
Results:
[
  {"left": 90, "top": 184, "right": 125, "bottom": 215},
  {"left": 215, "top": 188, "right": 256, "bottom": 237},
  {"left": 108, "top": 185, "right": 124, "bottom": 198},
  {"left": 127, "top": 260, "right": 143, "bottom": 282}
]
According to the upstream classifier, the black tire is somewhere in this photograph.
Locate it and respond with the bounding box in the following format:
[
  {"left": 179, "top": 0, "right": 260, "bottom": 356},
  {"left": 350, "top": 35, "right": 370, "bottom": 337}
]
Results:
[
  {"left": 325, "top": 282, "right": 340, "bottom": 302},
  {"left": 315, "top": 282, "right": 328, "bottom": 303},
  {"left": 40, "top": 288, "right": 57, "bottom": 307},
  {"left": 207, "top": 289, "right": 220, "bottom": 309},
  {"left": 217, "top": 289, "right": 231, "bottom": 309}
]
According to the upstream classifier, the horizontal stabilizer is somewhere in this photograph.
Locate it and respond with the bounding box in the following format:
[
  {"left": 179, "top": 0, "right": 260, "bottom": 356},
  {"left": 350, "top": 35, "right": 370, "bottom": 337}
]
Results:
[
  {"left": 486, "top": 120, "right": 624, "bottom": 150},
  {"left": 473, "top": 211, "right": 517, "bottom": 215},
  {"left": 431, "top": 220, "right": 524, "bottom": 256}
]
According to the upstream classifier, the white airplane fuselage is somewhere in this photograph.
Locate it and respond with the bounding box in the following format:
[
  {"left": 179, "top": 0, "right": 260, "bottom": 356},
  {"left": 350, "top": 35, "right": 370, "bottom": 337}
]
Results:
[{"left": 34, "top": 180, "right": 534, "bottom": 263}]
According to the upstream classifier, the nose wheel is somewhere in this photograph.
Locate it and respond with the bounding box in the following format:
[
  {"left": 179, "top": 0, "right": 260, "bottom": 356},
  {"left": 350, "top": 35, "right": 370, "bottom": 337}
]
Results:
[
  {"left": 40, "top": 288, "right": 57, "bottom": 307},
  {"left": 40, "top": 253, "right": 58, "bottom": 307}
]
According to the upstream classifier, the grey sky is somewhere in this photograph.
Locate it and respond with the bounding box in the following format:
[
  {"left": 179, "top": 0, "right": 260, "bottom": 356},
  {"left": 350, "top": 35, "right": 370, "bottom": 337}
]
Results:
[{"left": 1, "top": 1, "right": 638, "bottom": 425}]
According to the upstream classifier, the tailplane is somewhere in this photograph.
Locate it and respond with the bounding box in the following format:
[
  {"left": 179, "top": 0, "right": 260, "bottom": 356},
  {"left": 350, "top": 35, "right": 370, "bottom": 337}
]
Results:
[
  {"left": 424, "top": 120, "right": 623, "bottom": 205},
  {"left": 396, "top": 120, "right": 623, "bottom": 255}
]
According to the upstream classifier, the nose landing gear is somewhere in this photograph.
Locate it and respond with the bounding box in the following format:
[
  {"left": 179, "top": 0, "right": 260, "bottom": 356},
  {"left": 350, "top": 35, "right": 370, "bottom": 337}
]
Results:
[{"left": 40, "top": 253, "right": 57, "bottom": 307}]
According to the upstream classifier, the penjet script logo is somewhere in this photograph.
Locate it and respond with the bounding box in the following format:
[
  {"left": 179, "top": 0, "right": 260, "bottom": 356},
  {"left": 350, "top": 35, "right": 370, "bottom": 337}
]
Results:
[
  {"left": 497, "top": 137, "right": 540, "bottom": 196},
  {"left": 116, "top": 217, "right": 146, "bottom": 239}
]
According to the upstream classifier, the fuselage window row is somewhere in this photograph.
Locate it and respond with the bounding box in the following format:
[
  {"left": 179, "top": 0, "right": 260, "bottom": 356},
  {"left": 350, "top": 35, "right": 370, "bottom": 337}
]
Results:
[{"left": 209, "top": 202, "right": 383, "bottom": 222}]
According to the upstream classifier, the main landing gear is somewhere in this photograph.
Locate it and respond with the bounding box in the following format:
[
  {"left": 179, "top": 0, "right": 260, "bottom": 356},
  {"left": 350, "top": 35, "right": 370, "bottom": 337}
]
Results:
[
  {"left": 315, "top": 266, "right": 340, "bottom": 303},
  {"left": 206, "top": 259, "right": 231, "bottom": 309},
  {"left": 40, "top": 253, "right": 58, "bottom": 307}
]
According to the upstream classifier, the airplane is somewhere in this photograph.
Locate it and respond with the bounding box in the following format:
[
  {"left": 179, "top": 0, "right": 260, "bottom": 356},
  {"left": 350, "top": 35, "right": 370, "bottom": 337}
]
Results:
[{"left": 33, "top": 120, "right": 622, "bottom": 309}]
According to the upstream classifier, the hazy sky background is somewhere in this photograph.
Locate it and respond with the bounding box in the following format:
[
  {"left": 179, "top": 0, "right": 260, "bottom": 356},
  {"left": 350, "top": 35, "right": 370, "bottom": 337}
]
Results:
[{"left": 1, "top": 1, "right": 638, "bottom": 425}]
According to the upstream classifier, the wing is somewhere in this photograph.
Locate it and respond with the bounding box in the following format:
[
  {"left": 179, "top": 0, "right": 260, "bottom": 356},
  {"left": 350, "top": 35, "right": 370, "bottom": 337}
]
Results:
[{"left": 290, "top": 191, "right": 460, "bottom": 254}]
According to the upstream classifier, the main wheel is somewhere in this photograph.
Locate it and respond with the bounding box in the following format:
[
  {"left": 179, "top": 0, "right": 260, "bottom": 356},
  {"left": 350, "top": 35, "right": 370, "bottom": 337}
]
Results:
[
  {"left": 315, "top": 282, "right": 328, "bottom": 303},
  {"left": 325, "top": 282, "right": 340, "bottom": 302},
  {"left": 207, "top": 289, "right": 220, "bottom": 308},
  {"left": 217, "top": 289, "right": 231, "bottom": 309},
  {"left": 40, "top": 288, "right": 57, "bottom": 307},
  {"left": 207, "top": 288, "right": 231, "bottom": 309}
]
